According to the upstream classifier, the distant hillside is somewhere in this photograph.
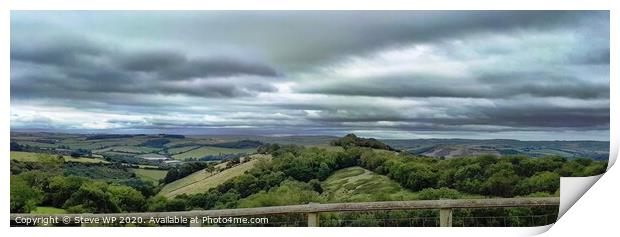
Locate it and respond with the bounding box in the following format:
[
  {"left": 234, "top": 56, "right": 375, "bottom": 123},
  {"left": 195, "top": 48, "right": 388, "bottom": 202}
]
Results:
[
  {"left": 383, "top": 139, "right": 609, "bottom": 160},
  {"left": 330, "top": 134, "right": 398, "bottom": 151}
]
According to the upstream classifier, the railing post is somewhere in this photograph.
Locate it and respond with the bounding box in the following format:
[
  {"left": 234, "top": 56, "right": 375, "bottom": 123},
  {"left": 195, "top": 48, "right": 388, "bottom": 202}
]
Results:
[
  {"left": 307, "top": 212, "right": 319, "bottom": 227},
  {"left": 439, "top": 208, "right": 453, "bottom": 227},
  {"left": 307, "top": 202, "right": 319, "bottom": 227}
]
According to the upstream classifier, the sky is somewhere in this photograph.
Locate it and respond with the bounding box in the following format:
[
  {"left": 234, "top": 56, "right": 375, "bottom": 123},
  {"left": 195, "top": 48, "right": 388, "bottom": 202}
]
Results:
[{"left": 10, "top": 11, "right": 610, "bottom": 140}]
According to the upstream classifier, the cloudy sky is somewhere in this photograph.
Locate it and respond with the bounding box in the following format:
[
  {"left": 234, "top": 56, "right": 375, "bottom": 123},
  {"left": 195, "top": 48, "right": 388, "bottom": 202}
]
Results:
[{"left": 10, "top": 11, "right": 609, "bottom": 140}]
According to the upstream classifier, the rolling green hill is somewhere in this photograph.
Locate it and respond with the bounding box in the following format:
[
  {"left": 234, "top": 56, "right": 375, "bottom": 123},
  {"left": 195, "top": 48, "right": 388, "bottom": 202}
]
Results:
[
  {"left": 171, "top": 146, "right": 256, "bottom": 160},
  {"left": 322, "top": 166, "right": 417, "bottom": 202},
  {"left": 322, "top": 166, "right": 485, "bottom": 203},
  {"left": 159, "top": 154, "right": 270, "bottom": 198}
]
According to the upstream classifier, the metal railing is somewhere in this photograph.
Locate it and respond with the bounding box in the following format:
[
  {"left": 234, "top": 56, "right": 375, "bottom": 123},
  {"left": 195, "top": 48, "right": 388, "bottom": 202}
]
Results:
[{"left": 10, "top": 197, "right": 560, "bottom": 227}]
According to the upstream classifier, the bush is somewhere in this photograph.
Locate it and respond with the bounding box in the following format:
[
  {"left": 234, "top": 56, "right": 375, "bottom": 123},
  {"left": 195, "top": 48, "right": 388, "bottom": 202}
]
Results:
[
  {"left": 516, "top": 172, "right": 560, "bottom": 195},
  {"left": 481, "top": 170, "right": 520, "bottom": 197},
  {"left": 417, "top": 188, "right": 462, "bottom": 200},
  {"left": 237, "top": 180, "right": 324, "bottom": 208},
  {"left": 10, "top": 176, "right": 43, "bottom": 213}
]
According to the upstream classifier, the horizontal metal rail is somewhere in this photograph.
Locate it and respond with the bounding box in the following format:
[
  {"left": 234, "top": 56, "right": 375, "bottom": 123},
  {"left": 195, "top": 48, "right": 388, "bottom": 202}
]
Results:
[{"left": 10, "top": 197, "right": 560, "bottom": 227}]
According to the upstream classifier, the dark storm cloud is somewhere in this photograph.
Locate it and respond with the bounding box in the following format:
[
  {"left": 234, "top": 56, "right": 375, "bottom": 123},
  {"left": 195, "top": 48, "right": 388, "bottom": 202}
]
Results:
[
  {"left": 170, "top": 11, "right": 607, "bottom": 68},
  {"left": 408, "top": 106, "right": 609, "bottom": 129},
  {"left": 11, "top": 11, "right": 607, "bottom": 70},
  {"left": 11, "top": 37, "right": 280, "bottom": 100},
  {"left": 300, "top": 72, "right": 609, "bottom": 99},
  {"left": 117, "top": 50, "right": 279, "bottom": 78},
  {"left": 290, "top": 97, "right": 608, "bottom": 129},
  {"left": 10, "top": 37, "right": 104, "bottom": 66},
  {"left": 10, "top": 11, "right": 610, "bottom": 140}
]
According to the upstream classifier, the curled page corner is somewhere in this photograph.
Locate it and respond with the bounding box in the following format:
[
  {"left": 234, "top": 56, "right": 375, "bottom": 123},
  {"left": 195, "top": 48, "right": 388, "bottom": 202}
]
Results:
[
  {"left": 556, "top": 141, "right": 617, "bottom": 220},
  {"left": 558, "top": 175, "right": 602, "bottom": 218}
]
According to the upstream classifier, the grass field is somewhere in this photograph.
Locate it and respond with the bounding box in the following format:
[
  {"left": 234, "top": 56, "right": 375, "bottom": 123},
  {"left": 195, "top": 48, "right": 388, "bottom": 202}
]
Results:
[
  {"left": 10, "top": 151, "right": 109, "bottom": 164},
  {"left": 13, "top": 141, "right": 59, "bottom": 148},
  {"left": 131, "top": 168, "right": 168, "bottom": 183},
  {"left": 167, "top": 145, "right": 200, "bottom": 155},
  {"left": 171, "top": 146, "right": 256, "bottom": 160},
  {"left": 93, "top": 145, "right": 161, "bottom": 154},
  {"left": 321, "top": 166, "right": 417, "bottom": 202},
  {"left": 322, "top": 166, "right": 484, "bottom": 202},
  {"left": 30, "top": 206, "right": 67, "bottom": 214},
  {"left": 159, "top": 154, "right": 270, "bottom": 198}
]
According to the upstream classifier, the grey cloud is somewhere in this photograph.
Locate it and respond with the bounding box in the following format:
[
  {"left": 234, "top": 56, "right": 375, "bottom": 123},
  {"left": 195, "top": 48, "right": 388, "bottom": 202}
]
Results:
[
  {"left": 11, "top": 37, "right": 280, "bottom": 100},
  {"left": 11, "top": 36, "right": 104, "bottom": 66},
  {"left": 117, "top": 50, "right": 279, "bottom": 78},
  {"left": 298, "top": 72, "right": 609, "bottom": 99},
  {"left": 11, "top": 11, "right": 608, "bottom": 70},
  {"left": 10, "top": 11, "right": 610, "bottom": 140},
  {"left": 300, "top": 104, "right": 609, "bottom": 132}
]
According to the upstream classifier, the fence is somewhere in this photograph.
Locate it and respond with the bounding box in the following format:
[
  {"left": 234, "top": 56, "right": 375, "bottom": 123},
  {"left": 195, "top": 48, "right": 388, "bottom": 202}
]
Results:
[{"left": 10, "top": 197, "right": 560, "bottom": 227}]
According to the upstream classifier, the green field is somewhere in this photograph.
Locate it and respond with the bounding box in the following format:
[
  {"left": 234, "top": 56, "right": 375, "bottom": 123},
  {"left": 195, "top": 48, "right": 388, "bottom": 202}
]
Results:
[
  {"left": 10, "top": 151, "right": 109, "bottom": 164},
  {"left": 167, "top": 145, "right": 200, "bottom": 155},
  {"left": 322, "top": 166, "right": 417, "bottom": 202},
  {"left": 171, "top": 146, "right": 256, "bottom": 160},
  {"left": 14, "top": 141, "right": 60, "bottom": 148},
  {"left": 131, "top": 168, "right": 168, "bottom": 183},
  {"left": 159, "top": 154, "right": 270, "bottom": 198},
  {"left": 93, "top": 145, "right": 161, "bottom": 154}
]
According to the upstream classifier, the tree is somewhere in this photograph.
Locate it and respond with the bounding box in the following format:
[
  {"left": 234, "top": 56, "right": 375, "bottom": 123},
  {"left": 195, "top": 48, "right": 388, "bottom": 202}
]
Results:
[
  {"left": 10, "top": 177, "right": 43, "bottom": 213},
  {"left": 70, "top": 149, "right": 92, "bottom": 157},
  {"left": 107, "top": 184, "right": 146, "bottom": 212},
  {"left": 308, "top": 179, "right": 323, "bottom": 193},
  {"left": 37, "top": 154, "right": 64, "bottom": 174},
  {"left": 517, "top": 157, "right": 564, "bottom": 177},
  {"left": 454, "top": 164, "right": 484, "bottom": 193},
  {"left": 402, "top": 164, "right": 438, "bottom": 191},
  {"left": 63, "top": 181, "right": 120, "bottom": 213},
  {"left": 147, "top": 196, "right": 187, "bottom": 212},
  {"left": 46, "top": 176, "right": 86, "bottom": 207},
  {"left": 516, "top": 171, "right": 560, "bottom": 195},
  {"left": 481, "top": 170, "right": 520, "bottom": 197}
]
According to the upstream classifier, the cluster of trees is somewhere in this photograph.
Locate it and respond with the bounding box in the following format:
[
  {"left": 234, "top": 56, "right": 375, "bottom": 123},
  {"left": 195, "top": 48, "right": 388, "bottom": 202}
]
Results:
[
  {"left": 163, "top": 162, "right": 213, "bottom": 184},
  {"left": 330, "top": 134, "right": 398, "bottom": 151},
  {"left": 140, "top": 139, "right": 170, "bottom": 148},
  {"left": 85, "top": 134, "right": 135, "bottom": 140},
  {"left": 10, "top": 141, "right": 26, "bottom": 151},
  {"left": 161, "top": 134, "right": 185, "bottom": 139},
  {"left": 71, "top": 164, "right": 159, "bottom": 196},
  {"left": 10, "top": 154, "right": 160, "bottom": 213},
  {"left": 11, "top": 172, "right": 147, "bottom": 213},
  {"left": 211, "top": 140, "right": 263, "bottom": 149},
  {"left": 69, "top": 148, "right": 92, "bottom": 157},
  {"left": 198, "top": 153, "right": 246, "bottom": 162},
  {"left": 102, "top": 153, "right": 161, "bottom": 166},
  {"left": 359, "top": 150, "right": 604, "bottom": 197}
]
